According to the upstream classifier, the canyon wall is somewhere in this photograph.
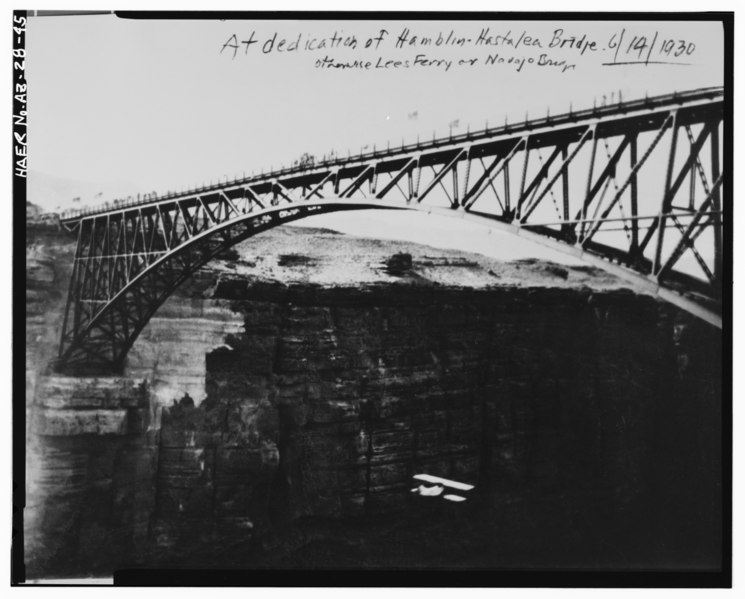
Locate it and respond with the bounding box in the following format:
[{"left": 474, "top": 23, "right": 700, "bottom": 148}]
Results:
[{"left": 24, "top": 221, "right": 722, "bottom": 576}]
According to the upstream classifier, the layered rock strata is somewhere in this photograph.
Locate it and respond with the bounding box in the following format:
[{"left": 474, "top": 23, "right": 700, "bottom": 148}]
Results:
[{"left": 24, "top": 221, "right": 722, "bottom": 576}]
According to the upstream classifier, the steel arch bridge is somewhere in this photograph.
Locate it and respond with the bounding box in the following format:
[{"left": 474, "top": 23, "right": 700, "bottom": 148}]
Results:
[{"left": 55, "top": 87, "right": 725, "bottom": 374}]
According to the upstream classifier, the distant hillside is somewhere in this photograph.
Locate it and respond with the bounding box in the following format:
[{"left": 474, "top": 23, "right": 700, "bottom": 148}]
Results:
[{"left": 26, "top": 200, "right": 42, "bottom": 218}]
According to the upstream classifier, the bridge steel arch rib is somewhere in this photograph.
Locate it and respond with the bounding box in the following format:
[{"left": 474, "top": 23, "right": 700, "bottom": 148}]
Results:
[{"left": 57, "top": 87, "right": 725, "bottom": 373}]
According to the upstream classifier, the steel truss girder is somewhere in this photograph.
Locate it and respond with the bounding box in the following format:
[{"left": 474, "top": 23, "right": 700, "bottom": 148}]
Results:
[{"left": 56, "top": 87, "right": 725, "bottom": 373}]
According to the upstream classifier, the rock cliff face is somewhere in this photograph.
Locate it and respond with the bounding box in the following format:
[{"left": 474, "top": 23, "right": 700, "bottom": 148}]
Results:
[{"left": 24, "top": 219, "right": 722, "bottom": 577}]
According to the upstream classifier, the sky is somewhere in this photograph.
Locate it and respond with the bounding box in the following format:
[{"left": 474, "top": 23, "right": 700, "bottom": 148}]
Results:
[
  {"left": 23, "top": 14, "right": 725, "bottom": 265},
  {"left": 25, "top": 15, "right": 723, "bottom": 204}
]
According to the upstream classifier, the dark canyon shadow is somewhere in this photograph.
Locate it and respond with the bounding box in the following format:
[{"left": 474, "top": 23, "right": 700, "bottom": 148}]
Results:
[{"left": 143, "top": 283, "right": 722, "bottom": 572}]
